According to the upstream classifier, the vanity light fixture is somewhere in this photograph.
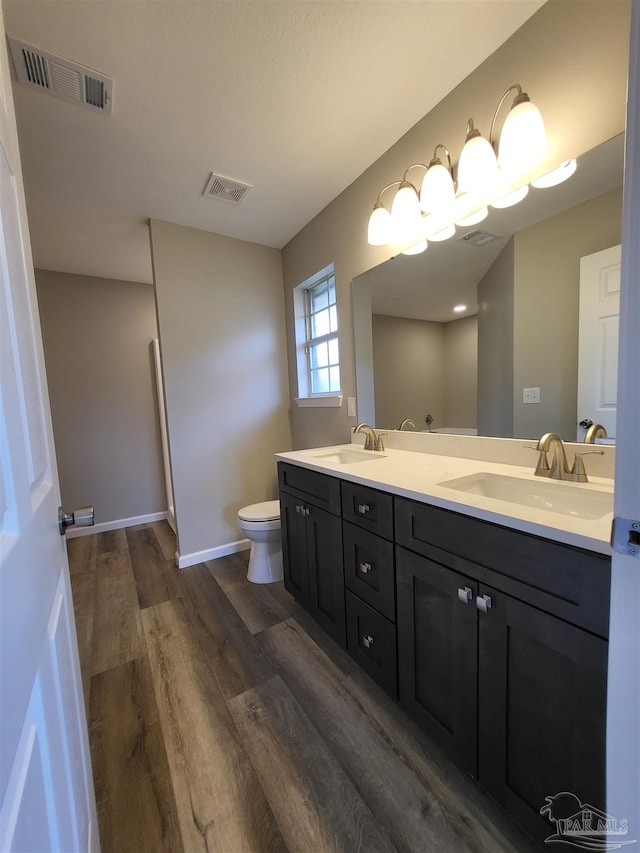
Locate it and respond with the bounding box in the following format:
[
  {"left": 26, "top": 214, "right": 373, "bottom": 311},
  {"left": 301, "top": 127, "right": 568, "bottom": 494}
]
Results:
[
  {"left": 456, "top": 207, "right": 488, "bottom": 227},
  {"left": 367, "top": 181, "right": 400, "bottom": 246},
  {"left": 457, "top": 119, "right": 499, "bottom": 196},
  {"left": 391, "top": 174, "right": 423, "bottom": 243},
  {"left": 493, "top": 85, "right": 546, "bottom": 175},
  {"left": 531, "top": 158, "right": 577, "bottom": 188},
  {"left": 453, "top": 304, "right": 467, "bottom": 313},
  {"left": 420, "top": 145, "right": 456, "bottom": 213},
  {"left": 366, "top": 82, "right": 568, "bottom": 252},
  {"left": 402, "top": 239, "right": 428, "bottom": 256}
]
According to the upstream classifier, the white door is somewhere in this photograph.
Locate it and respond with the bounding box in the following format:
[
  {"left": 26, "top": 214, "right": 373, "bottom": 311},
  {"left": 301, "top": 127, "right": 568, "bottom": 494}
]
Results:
[
  {"left": 576, "top": 244, "right": 621, "bottom": 440},
  {"left": 0, "top": 6, "right": 98, "bottom": 852}
]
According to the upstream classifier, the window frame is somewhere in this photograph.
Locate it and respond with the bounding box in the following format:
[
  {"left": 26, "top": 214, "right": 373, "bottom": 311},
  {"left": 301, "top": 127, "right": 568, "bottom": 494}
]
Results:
[{"left": 293, "top": 263, "right": 343, "bottom": 407}]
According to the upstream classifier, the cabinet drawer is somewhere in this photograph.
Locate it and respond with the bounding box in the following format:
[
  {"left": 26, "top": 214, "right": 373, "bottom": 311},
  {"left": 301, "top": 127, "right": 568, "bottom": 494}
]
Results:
[
  {"left": 346, "top": 591, "right": 397, "bottom": 697},
  {"left": 395, "top": 497, "right": 610, "bottom": 637},
  {"left": 341, "top": 481, "right": 393, "bottom": 539},
  {"left": 278, "top": 462, "right": 341, "bottom": 515},
  {"left": 343, "top": 522, "right": 395, "bottom": 621}
]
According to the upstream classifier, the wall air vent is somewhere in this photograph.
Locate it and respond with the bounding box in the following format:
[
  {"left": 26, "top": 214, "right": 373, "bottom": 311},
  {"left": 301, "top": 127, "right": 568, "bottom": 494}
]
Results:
[
  {"left": 7, "top": 37, "right": 113, "bottom": 115},
  {"left": 458, "top": 229, "right": 499, "bottom": 247},
  {"left": 202, "top": 173, "right": 252, "bottom": 205}
]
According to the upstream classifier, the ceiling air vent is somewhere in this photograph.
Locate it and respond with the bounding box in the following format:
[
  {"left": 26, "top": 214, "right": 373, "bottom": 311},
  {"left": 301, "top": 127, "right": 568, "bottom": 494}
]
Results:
[
  {"left": 202, "top": 173, "right": 252, "bottom": 205},
  {"left": 7, "top": 37, "right": 113, "bottom": 115},
  {"left": 458, "top": 229, "right": 500, "bottom": 248}
]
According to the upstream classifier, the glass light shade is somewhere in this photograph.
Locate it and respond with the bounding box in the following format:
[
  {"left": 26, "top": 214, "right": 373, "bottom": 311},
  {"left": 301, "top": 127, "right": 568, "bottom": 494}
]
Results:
[
  {"left": 420, "top": 162, "right": 455, "bottom": 214},
  {"left": 367, "top": 204, "right": 392, "bottom": 245},
  {"left": 429, "top": 224, "right": 456, "bottom": 242},
  {"left": 391, "top": 182, "right": 423, "bottom": 241},
  {"left": 491, "top": 184, "right": 529, "bottom": 209},
  {"left": 498, "top": 100, "right": 546, "bottom": 173},
  {"left": 531, "top": 159, "right": 577, "bottom": 188},
  {"left": 455, "top": 206, "right": 488, "bottom": 227},
  {"left": 457, "top": 134, "right": 498, "bottom": 195},
  {"left": 402, "top": 239, "right": 428, "bottom": 256}
]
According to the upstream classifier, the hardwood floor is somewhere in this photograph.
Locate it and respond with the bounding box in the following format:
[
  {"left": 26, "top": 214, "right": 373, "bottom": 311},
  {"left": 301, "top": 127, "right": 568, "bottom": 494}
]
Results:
[{"left": 67, "top": 521, "right": 539, "bottom": 853}]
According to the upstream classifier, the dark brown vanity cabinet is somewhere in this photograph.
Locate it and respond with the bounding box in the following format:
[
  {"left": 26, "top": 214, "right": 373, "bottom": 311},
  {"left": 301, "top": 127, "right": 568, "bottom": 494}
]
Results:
[
  {"left": 341, "top": 481, "right": 397, "bottom": 696},
  {"left": 278, "top": 464, "right": 346, "bottom": 647},
  {"left": 278, "top": 460, "right": 611, "bottom": 849},
  {"left": 395, "top": 496, "right": 610, "bottom": 847}
]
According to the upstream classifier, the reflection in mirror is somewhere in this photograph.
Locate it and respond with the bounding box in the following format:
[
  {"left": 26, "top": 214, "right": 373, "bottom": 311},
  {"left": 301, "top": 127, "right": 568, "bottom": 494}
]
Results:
[{"left": 353, "top": 135, "right": 624, "bottom": 442}]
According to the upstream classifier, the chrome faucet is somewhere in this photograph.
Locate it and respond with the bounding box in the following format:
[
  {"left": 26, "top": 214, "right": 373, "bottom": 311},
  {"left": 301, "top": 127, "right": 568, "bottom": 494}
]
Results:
[
  {"left": 398, "top": 418, "right": 416, "bottom": 431},
  {"left": 354, "top": 422, "right": 386, "bottom": 451},
  {"left": 585, "top": 423, "right": 607, "bottom": 443},
  {"left": 535, "top": 432, "right": 603, "bottom": 482}
]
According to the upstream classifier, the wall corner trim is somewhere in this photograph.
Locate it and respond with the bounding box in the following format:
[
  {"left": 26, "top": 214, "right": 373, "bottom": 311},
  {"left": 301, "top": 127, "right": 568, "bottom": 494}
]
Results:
[{"left": 176, "top": 538, "right": 251, "bottom": 570}]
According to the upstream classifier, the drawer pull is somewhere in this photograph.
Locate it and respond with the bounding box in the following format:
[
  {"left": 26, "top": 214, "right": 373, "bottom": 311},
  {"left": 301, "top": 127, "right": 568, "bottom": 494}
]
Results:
[
  {"left": 458, "top": 586, "right": 473, "bottom": 604},
  {"left": 362, "top": 634, "right": 374, "bottom": 648},
  {"left": 359, "top": 561, "right": 372, "bottom": 574},
  {"left": 357, "top": 504, "right": 370, "bottom": 515},
  {"left": 476, "top": 594, "right": 492, "bottom": 613}
]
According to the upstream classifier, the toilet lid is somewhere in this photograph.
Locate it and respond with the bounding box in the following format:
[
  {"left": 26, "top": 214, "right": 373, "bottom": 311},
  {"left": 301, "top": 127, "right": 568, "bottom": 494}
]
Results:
[{"left": 238, "top": 500, "right": 280, "bottom": 522}]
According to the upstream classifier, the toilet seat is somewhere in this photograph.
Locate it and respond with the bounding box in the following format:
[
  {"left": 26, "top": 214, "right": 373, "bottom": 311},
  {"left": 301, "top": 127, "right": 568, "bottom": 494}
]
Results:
[{"left": 237, "top": 500, "right": 280, "bottom": 523}]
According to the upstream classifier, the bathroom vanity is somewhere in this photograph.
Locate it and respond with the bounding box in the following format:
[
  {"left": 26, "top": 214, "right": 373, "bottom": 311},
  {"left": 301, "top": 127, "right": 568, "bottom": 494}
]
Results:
[{"left": 276, "top": 442, "right": 612, "bottom": 849}]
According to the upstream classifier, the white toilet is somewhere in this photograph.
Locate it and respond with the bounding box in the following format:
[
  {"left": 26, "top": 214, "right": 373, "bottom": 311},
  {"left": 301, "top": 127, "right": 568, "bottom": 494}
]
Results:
[{"left": 237, "top": 500, "right": 283, "bottom": 584}]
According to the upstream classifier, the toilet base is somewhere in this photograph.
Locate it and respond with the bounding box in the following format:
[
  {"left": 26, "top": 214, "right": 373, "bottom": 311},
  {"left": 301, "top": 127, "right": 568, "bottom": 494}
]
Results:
[{"left": 247, "top": 540, "right": 283, "bottom": 584}]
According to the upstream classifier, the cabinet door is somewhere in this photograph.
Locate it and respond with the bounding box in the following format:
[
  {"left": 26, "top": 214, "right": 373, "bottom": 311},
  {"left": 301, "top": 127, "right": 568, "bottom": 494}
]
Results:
[
  {"left": 280, "top": 491, "right": 310, "bottom": 608},
  {"left": 307, "top": 504, "right": 346, "bottom": 647},
  {"left": 397, "top": 547, "right": 478, "bottom": 774},
  {"left": 478, "top": 587, "right": 607, "bottom": 846}
]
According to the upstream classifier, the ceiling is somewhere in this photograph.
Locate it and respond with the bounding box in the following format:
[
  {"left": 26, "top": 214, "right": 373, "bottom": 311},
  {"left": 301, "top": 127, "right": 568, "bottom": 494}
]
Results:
[{"left": 4, "top": 0, "right": 545, "bottom": 285}]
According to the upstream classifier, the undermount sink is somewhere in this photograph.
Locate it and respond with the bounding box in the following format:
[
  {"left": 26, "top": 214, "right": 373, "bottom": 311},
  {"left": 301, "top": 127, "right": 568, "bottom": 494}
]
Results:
[
  {"left": 312, "top": 448, "right": 386, "bottom": 465},
  {"left": 438, "top": 472, "right": 613, "bottom": 520}
]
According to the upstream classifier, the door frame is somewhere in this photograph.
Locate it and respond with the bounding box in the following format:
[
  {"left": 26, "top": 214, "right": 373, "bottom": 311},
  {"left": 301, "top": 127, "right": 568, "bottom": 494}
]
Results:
[{"left": 607, "top": 0, "right": 640, "bottom": 835}]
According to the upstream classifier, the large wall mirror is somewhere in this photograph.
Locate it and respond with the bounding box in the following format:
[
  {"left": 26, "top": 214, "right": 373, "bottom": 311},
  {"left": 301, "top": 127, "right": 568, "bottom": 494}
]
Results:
[{"left": 353, "top": 133, "right": 624, "bottom": 443}]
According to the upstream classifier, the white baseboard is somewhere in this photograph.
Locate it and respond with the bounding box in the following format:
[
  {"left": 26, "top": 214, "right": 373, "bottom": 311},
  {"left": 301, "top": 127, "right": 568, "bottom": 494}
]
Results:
[
  {"left": 66, "top": 511, "right": 169, "bottom": 538},
  {"left": 177, "top": 538, "right": 251, "bottom": 570}
]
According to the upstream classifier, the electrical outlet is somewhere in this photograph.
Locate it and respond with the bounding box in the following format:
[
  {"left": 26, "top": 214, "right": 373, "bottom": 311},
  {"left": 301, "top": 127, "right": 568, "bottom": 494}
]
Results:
[
  {"left": 523, "top": 387, "right": 541, "bottom": 404},
  {"left": 347, "top": 396, "right": 357, "bottom": 417}
]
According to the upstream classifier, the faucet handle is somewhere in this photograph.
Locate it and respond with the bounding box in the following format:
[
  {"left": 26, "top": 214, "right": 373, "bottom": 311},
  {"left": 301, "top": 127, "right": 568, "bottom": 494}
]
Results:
[
  {"left": 523, "top": 444, "right": 550, "bottom": 477},
  {"left": 375, "top": 432, "right": 388, "bottom": 452},
  {"left": 570, "top": 450, "right": 605, "bottom": 482}
]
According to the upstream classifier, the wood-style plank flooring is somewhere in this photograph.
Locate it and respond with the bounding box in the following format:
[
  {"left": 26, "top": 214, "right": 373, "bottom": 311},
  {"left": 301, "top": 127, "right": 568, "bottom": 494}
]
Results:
[{"left": 68, "top": 521, "right": 539, "bottom": 853}]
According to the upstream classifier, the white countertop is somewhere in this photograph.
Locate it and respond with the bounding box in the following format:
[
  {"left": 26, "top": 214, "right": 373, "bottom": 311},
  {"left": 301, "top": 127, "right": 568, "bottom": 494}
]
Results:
[{"left": 275, "top": 444, "right": 614, "bottom": 556}]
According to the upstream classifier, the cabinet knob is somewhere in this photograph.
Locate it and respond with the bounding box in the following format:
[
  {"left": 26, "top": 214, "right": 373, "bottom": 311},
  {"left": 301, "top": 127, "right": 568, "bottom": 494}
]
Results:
[
  {"left": 357, "top": 504, "right": 370, "bottom": 515},
  {"left": 359, "top": 561, "right": 372, "bottom": 574},
  {"left": 458, "top": 586, "right": 473, "bottom": 604},
  {"left": 304, "top": 507, "right": 310, "bottom": 517},
  {"left": 295, "top": 504, "right": 301, "bottom": 514},
  {"left": 362, "top": 634, "right": 374, "bottom": 648},
  {"left": 476, "top": 594, "right": 492, "bottom": 612}
]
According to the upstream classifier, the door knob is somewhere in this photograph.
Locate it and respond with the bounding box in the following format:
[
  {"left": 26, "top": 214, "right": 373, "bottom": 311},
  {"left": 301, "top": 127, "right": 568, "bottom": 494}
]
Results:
[{"left": 58, "top": 505, "right": 94, "bottom": 536}]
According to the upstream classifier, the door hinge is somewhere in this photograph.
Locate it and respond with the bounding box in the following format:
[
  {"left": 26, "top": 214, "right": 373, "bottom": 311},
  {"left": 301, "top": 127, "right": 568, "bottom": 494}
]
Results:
[{"left": 611, "top": 517, "right": 640, "bottom": 559}]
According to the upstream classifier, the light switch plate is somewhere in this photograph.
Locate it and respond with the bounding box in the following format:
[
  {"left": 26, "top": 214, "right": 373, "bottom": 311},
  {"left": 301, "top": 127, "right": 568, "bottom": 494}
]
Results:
[
  {"left": 523, "top": 387, "right": 541, "bottom": 404},
  {"left": 347, "top": 396, "right": 357, "bottom": 417}
]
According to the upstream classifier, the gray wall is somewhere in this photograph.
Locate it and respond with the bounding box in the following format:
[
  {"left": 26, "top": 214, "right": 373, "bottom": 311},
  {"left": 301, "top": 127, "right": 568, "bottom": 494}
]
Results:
[
  {"left": 477, "top": 240, "right": 515, "bottom": 437},
  {"left": 149, "top": 220, "right": 292, "bottom": 562},
  {"left": 372, "top": 315, "right": 445, "bottom": 428},
  {"left": 372, "top": 313, "right": 477, "bottom": 430},
  {"left": 35, "top": 270, "right": 165, "bottom": 524},
  {"left": 443, "top": 315, "right": 478, "bottom": 429},
  {"left": 281, "top": 0, "right": 630, "bottom": 449},
  {"left": 513, "top": 186, "right": 623, "bottom": 438}
]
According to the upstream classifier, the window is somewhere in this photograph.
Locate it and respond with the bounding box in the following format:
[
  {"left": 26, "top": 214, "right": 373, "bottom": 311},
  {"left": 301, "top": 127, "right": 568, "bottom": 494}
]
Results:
[{"left": 294, "top": 264, "right": 342, "bottom": 406}]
